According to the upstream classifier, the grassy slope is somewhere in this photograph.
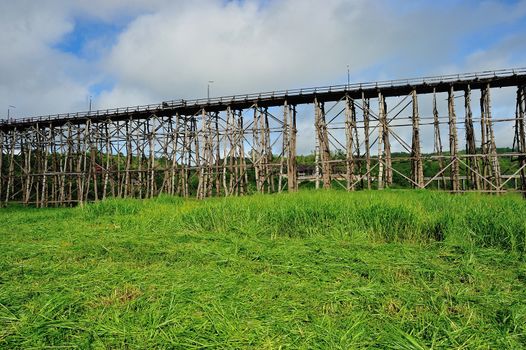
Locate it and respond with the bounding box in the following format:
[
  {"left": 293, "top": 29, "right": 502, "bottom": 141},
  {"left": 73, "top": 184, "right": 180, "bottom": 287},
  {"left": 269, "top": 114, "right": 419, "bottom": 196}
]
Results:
[{"left": 1, "top": 191, "right": 526, "bottom": 349}]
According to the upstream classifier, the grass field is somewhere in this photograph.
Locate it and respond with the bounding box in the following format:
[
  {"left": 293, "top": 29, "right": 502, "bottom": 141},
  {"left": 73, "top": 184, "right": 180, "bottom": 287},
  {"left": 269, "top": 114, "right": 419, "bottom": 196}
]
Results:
[{"left": 1, "top": 190, "right": 526, "bottom": 349}]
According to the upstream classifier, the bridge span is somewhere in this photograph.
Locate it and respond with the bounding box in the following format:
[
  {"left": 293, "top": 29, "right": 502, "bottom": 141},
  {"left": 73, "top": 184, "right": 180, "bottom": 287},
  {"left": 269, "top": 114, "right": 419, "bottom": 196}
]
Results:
[{"left": 1, "top": 67, "right": 526, "bottom": 206}]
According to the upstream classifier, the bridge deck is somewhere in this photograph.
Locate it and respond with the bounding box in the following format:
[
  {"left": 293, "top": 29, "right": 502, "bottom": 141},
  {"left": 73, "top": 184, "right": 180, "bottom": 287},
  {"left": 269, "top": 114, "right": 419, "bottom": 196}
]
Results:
[{"left": 1, "top": 67, "right": 526, "bottom": 131}]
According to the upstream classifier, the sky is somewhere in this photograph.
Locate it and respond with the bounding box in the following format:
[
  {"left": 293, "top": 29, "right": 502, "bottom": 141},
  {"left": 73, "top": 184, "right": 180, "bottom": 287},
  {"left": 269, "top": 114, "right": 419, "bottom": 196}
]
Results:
[{"left": 0, "top": 0, "right": 525, "bottom": 153}]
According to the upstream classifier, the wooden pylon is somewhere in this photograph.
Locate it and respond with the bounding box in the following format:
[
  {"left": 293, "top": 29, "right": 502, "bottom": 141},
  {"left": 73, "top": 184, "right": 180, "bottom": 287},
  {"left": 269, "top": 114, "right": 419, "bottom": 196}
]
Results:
[
  {"left": 514, "top": 86, "right": 526, "bottom": 195},
  {"left": 480, "top": 84, "right": 501, "bottom": 189},
  {"left": 314, "top": 98, "right": 331, "bottom": 189},
  {"left": 411, "top": 90, "right": 424, "bottom": 188},
  {"left": 345, "top": 95, "right": 355, "bottom": 191},
  {"left": 448, "top": 86, "right": 460, "bottom": 191},
  {"left": 464, "top": 85, "right": 481, "bottom": 190},
  {"left": 287, "top": 104, "right": 298, "bottom": 192},
  {"left": 432, "top": 89, "right": 446, "bottom": 189},
  {"left": 362, "top": 94, "right": 371, "bottom": 189}
]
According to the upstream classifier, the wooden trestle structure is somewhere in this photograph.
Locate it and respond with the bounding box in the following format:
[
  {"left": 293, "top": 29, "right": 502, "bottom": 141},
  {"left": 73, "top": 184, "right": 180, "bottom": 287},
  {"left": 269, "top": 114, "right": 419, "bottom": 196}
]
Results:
[{"left": 1, "top": 68, "right": 526, "bottom": 206}]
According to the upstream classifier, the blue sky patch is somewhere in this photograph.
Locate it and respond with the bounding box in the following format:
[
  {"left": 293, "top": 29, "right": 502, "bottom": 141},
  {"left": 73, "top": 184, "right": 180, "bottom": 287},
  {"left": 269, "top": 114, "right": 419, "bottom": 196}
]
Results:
[
  {"left": 53, "top": 17, "right": 127, "bottom": 60},
  {"left": 456, "top": 17, "right": 526, "bottom": 60}
]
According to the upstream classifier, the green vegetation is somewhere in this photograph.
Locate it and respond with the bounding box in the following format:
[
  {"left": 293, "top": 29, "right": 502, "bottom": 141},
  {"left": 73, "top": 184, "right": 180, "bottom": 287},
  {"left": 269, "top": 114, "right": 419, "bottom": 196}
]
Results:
[{"left": 1, "top": 191, "right": 526, "bottom": 348}]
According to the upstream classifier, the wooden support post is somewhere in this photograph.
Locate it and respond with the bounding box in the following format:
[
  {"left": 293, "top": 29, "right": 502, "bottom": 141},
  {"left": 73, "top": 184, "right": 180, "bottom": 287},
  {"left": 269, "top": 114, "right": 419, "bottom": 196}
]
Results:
[
  {"left": 233, "top": 109, "right": 240, "bottom": 195},
  {"left": 252, "top": 107, "right": 262, "bottom": 193},
  {"left": 148, "top": 116, "right": 156, "bottom": 198},
  {"left": 264, "top": 109, "right": 274, "bottom": 193},
  {"left": 50, "top": 127, "right": 58, "bottom": 204},
  {"left": 88, "top": 120, "right": 98, "bottom": 202},
  {"left": 315, "top": 98, "right": 331, "bottom": 189},
  {"left": 137, "top": 120, "right": 145, "bottom": 199},
  {"left": 75, "top": 124, "right": 83, "bottom": 204},
  {"left": 279, "top": 101, "right": 289, "bottom": 192},
  {"left": 464, "top": 86, "right": 481, "bottom": 190},
  {"left": 239, "top": 110, "right": 247, "bottom": 195},
  {"left": 197, "top": 109, "right": 207, "bottom": 199},
  {"left": 362, "top": 94, "right": 371, "bottom": 189},
  {"left": 287, "top": 105, "right": 298, "bottom": 192},
  {"left": 57, "top": 127, "right": 65, "bottom": 204},
  {"left": 235, "top": 109, "right": 244, "bottom": 195},
  {"left": 178, "top": 119, "right": 185, "bottom": 196},
  {"left": 378, "top": 93, "right": 392, "bottom": 187},
  {"left": 23, "top": 129, "right": 32, "bottom": 204},
  {"left": 62, "top": 123, "right": 70, "bottom": 205},
  {"left": 214, "top": 112, "right": 221, "bottom": 196},
  {"left": 81, "top": 123, "right": 89, "bottom": 204},
  {"left": 0, "top": 130, "right": 4, "bottom": 205},
  {"left": 515, "top": 86, "right": 526, "bottom": 195},
  {"left": 5, "top": 128, "right": 16, "bottom": 205},
  {"left": 377, "top": 93, "right": 392, "bottom": 188},
  {"left": 377, "top": 93, "right": 385, "bottom": 190},
  {"left": 383, "top": 99, "right": 392, "bottom": 187},
  {"left": 158, "top": 118, "right": 169, "bottom": 195},
  {"left": 345, "top": 95, "right": 355, "bottom": 190},
  {"left": 223, "top": 107, "right": 234, "bottom": 195},
  {"left": 481, "top": 84, "right": 501, "bottom": 190},
  {"left": 67, "top": 124, "right": 75, "bottom": 202},
  {"left": 411, "top": 89, "right": 424, "bottom": 188},
  {"left": 102, "top": 121, "right": 111, "bottom": 199},
  {"left": 183, "top": 117, "right": 190, "bottom": 197},
  {"left": 314, "top": 126, "right": 321, "bottom": 190},
  {"left": 222, "top": 110, "right": 228, "bottom": 195},
  {"left": 479, "top": 87, "right": 488, "bottom": 190},
  {"left": 189, "top": 116, "right": 199, "bottom": 198},
  {"left": 353, "top": 100, "right": 361, "bottom": 189},
  {"left": 252, "top": 107, "right": 272, "bottom": 193},
  {"left": 125, "top": 119, "right": 132, "bottom": 197},
  {"left": 41, "top": 125, "right": 50, "bottom": 207},
  {"left": 168, "top": 116, "right": 177, "bottom": 195},
  {"left": 34, "top": 126, "right": 41, "bottom": 206},
  {"left": 433, "top": 89, "right": 446, "bottom": 189},
  {"left": 448, "top": 86, "right": 460, "bottom": 191},
  {"left": 115, "top": 121, "right": 123, "bottom": 198}
]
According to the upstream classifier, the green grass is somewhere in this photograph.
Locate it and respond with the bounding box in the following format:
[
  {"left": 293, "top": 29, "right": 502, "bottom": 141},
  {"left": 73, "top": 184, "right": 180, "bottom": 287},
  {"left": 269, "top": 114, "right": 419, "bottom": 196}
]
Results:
[{"left": 1, "top": 191, "right": 526, "bottom": 349}]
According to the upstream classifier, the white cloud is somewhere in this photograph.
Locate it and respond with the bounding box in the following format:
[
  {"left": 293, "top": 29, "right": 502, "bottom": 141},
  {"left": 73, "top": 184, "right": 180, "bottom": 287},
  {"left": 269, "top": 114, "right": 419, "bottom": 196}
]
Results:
[
  {"left": 97, "top": 0, "right": 526, "bottom": 98},
  {"left": 0, "top": 0, "right": 173, "bottom": 116}
]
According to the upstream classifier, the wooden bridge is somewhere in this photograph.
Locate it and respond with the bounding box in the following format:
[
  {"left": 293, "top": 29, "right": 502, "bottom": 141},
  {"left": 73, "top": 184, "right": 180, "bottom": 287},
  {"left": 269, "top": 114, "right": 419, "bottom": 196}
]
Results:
[{"left": 1, "top": 67, "right": 526, "bottom": 206}]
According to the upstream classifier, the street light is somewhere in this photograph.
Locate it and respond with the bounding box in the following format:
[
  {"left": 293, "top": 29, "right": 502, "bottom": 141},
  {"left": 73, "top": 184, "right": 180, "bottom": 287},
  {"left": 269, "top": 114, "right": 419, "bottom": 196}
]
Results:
[
  {"left": 7, "top": 105, "right": 16, "bottom": 122},
  {"left": 347, "top": 64, "right": 350, "bottom": 89},
  {"left": 207, "top": 80, "right": 214, "bottom": 100}
]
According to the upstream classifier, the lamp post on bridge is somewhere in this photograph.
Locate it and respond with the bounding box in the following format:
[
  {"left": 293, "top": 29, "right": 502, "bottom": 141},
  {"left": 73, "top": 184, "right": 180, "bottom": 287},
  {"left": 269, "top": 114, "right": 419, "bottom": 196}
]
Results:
[
  {"left": 207, "top": 80, "right": 214, "bottom": 100},
  {"left": 7, "top": 105, "right": 16, "bottom": 122},
  {"left": 347, "top": 64, "right": 350, "bottom": 89}
]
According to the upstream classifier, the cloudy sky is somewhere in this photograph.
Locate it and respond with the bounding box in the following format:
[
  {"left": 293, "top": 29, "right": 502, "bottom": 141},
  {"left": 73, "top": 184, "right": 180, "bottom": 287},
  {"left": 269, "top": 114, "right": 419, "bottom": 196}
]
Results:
[{"left": 1, "top": 0, "right": 525, "bottom": 152}]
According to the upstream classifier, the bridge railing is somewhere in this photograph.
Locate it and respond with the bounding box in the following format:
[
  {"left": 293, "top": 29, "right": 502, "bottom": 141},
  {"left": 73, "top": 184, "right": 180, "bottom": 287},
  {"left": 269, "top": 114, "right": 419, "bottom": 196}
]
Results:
[{"left": 2, "top": 67, "right": 525, "bottom": 126}]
